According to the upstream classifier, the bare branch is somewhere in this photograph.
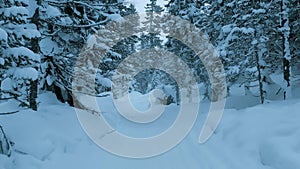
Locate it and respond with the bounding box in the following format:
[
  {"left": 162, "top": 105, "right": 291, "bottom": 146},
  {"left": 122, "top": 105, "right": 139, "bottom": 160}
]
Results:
[
  {"left": 40, "top": 18, "right": 110, "bottom": 28},
  {"left": 0, "top": 111, "right": 19, "bottom": 115},
  {"left": 0, "top": 125, "right": 12, "bottom": 156}
]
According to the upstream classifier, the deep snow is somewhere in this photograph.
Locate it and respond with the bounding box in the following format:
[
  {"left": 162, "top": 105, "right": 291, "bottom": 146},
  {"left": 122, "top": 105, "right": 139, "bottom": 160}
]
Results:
[{"left": 0, "top": 92, "right": 300, "bottom": 169}]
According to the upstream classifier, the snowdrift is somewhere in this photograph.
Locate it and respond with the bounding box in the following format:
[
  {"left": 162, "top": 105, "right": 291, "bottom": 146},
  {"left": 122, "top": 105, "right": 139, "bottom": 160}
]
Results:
[{"left": 0, "top": 92, "right": 299, "bottom": 169}]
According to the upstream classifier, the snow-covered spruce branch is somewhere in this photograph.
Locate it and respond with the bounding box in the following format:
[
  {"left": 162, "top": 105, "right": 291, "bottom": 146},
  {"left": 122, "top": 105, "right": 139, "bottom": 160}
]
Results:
[
  {"left": 46, "top": 0, "right": 121, "bottom": 9},
  {"left": 0, "top": 91, "right": 30, "bottom": 107},
  {"left": 0, "top": 90, "right": 22, "bottom": 99},
  {"left": 72, "top": 1, "right": 121, "bottom": 10},
  {"left": 0, "top": 97, "right": 16, "bottom": 100},
  {"left": 40, "top": 18, "right": 110, "bottom": 28}
]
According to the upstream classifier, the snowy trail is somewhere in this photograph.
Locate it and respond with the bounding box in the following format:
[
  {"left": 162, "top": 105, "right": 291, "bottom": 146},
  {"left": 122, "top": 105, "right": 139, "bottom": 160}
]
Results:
[{"left": 0, "top": 93, "right": 300, "bottom": 169}]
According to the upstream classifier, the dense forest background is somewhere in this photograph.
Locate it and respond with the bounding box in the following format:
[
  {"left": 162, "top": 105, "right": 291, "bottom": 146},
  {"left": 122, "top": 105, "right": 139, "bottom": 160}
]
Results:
[{"left": 0, "top": 0, "right": 299, "bottom": 111}]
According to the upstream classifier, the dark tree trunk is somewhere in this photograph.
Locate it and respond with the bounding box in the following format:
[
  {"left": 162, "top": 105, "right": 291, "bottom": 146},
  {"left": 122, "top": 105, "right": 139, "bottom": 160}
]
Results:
[
  {"left": 29, "top": 80, "right": 38, "bottom": 111},
  {"left": 254, "top": 31, "right": 264, "bottom": 104},
  {"left": 54, "top": 85, "right": 65, "bottom": 103},
  {"left": 283, "top": 58, "right": 290, "bottom": 86},
  {"left": 281, "top": 0, "right": 291, "bottom": 87},
  {"left": 28, "top": 0, "right": 42, "bottom": 111},
  {"left": 256, "top": 57, "right": 264, "bottom": 104},
  {"left": 29, "top": 38, "right": 40, "bottom": 111}
]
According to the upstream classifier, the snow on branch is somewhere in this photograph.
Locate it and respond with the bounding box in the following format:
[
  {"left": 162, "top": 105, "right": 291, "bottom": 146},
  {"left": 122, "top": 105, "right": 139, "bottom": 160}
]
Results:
[
  {"left": 40, "top": 18, "right": 110, "bottom": 28},
  {"left": 14, "top": 67, "right": 39, "bottom": 80},
  {"left": 46, "top": 0, "right": 121, "bottom": 9},
  {"left": 0, "top": 90, "right": 30, "bottom": 107},
  {"left": 5, "top": 47, "right": 40, "bottom": 62},
  {"left": 218, "top": 26, "right": 255, "bottom": 55}
]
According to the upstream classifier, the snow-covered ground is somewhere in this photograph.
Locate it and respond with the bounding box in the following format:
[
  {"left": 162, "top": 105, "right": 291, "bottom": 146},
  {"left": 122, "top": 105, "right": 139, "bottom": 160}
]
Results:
[{"left": 0, "top": 92, "right": 300, "bottom": 169}]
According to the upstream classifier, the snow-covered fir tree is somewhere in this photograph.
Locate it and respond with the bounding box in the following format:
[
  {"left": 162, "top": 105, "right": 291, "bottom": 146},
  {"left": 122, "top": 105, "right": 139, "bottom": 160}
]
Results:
[
  {"left": 36, "top": 0, "right": 135, "bottom": 105},
  {"left": 166, "top": 0, "right": 299, "bottom": 103},
  {"left": 0, "top": 0, "right": 41, "bottom": 110}
]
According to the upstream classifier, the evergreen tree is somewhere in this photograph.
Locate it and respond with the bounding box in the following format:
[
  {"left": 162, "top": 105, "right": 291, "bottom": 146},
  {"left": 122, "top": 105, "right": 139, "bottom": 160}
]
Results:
[
  {"left": 37, "top": 0, "right": 133, "bottom": 104},
  {"left": 165, "top": 0, "right": 290, "bottom": 103},
  {"left": 0, "top": 0, "right": 41, "bottom": 110},
  {"left": 142, "top": 0, "right": 164, "bottom": 48},
  {"left": 0, "top": 27, "right": 8, "bottom": 99},
  {"left": 165, "top": 0, "right": 216, "bottom": 100},
  {"left": 279, "top": 0, "right": 292, "bottom": 100},
  {"left": 289, "top": 1, "right": 300, "bottom": 77},
  {"left": 96, "top": 3, "right": 140, "bottom": 94},
  {"left": 135, "top": 0, "right": 165, "bottom": 94}
]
